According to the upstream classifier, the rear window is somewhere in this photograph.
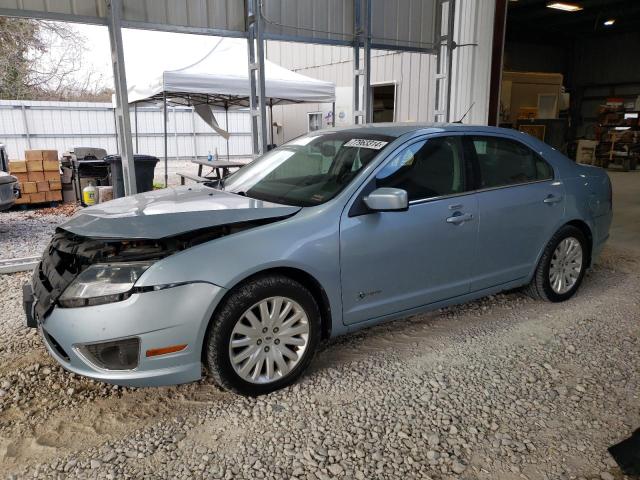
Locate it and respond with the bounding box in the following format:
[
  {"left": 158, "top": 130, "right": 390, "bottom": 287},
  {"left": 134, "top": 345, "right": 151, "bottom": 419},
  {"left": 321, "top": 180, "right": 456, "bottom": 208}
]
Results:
[{"left": 470, "top": 136, "right": 553, "bottom": 189}]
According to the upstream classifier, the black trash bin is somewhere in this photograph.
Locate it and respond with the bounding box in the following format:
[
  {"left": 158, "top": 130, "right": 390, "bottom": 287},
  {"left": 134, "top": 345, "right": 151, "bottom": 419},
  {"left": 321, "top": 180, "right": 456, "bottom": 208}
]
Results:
[{"left": 104, "top": 154, "right": 159, "bottom": 198}]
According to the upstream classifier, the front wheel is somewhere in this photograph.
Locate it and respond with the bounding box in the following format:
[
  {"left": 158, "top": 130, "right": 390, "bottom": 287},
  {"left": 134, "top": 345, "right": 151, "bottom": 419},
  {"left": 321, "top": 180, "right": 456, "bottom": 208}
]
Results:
[
  {"left": 205, "top": 275, "right": 320, "bottom": 396},
  {"left": 526, "top": 225, "right": 588, "bottom": 302}
]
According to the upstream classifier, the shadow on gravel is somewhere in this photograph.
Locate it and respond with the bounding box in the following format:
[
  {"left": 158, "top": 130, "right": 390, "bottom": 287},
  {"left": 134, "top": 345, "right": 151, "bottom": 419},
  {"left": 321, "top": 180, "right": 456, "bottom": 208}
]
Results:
[{"left": 609, "top": 428, "right": 640, "bottom": 475}]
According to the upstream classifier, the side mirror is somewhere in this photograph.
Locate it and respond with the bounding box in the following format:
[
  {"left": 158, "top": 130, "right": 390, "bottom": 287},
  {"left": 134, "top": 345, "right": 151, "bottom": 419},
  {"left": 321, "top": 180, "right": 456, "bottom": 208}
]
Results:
[{"left": 363, "top": 187, "right": 408, "bottom": 212}]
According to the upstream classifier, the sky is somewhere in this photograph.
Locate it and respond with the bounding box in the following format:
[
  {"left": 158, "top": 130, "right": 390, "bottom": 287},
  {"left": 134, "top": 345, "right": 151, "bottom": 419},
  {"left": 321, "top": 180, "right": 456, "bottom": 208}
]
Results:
[{"left": 71, "top": 23, "right": 224, "bottom": 90}]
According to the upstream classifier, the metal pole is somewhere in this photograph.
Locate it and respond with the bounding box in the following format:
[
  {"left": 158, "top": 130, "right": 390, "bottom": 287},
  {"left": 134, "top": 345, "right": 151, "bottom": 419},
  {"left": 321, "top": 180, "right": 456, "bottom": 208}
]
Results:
[
  {"left": 246, "top": 0, "right": 268, "bottom": 155},
  {"left": 20, "top": 104, "right": 32, "bottom": 149},
  {"left": 134, "top": 102, "right": 139, "bottom": 153},
  {"left": 225, "top": 106, "right": 230, "bottom": 161},
  {"left": 191, "top": 107, "right": 198, "bottom": 161},
  {"left": 353, "top": 0, "right": 362, "bottom": 124},
  {"left": 255, "top": 1, "right": 268, "bottom": 153},
  {"left": 363, "top": 0, "right": 372, "bottom": 123},
  {"left": 106, "top": 0, "right": 136, "bottom": 195},
  {"left": 163, "top": 91, "right": 168, "bottom": 187},
  {"left": 269, "top": 100, "right": 274, "bottom": 146},
  {"left": 332, "top": 102, "right": 336, "bottom": 127},
  {"left": 112, "top": 108, "right": 119, "bottom": 154},
  {"left": 173, "top": 106, "right": 179, "bottom": 163},
  {"left": 446, "top": 0, "right": 456, "bottom": 122}
]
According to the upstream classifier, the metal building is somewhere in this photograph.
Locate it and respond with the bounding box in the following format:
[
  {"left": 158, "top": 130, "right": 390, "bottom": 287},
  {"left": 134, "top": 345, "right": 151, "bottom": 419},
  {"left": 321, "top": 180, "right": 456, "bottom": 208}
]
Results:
[
  {"left": 0, "top": 0, "right": 501, "bottom": 193},
  {"left": 266, "top": 0, "right": 497, "bottom": 143}
]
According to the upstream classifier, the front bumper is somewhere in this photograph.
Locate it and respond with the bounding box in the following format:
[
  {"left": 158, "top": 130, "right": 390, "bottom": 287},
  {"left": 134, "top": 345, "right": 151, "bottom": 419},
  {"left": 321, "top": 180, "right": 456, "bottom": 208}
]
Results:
[{"left": 32, "top": 282, "right": 223, "bottom": 387}]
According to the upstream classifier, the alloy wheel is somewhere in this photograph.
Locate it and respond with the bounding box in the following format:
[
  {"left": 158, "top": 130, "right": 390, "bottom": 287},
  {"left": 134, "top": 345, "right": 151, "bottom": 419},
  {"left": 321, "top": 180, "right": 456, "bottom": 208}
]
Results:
[
  {"left": 228, "top": 297, "right": 310, "bottom": 384},
  {"left": 549, "top": 237, "right": 583, "bottom": 295}
]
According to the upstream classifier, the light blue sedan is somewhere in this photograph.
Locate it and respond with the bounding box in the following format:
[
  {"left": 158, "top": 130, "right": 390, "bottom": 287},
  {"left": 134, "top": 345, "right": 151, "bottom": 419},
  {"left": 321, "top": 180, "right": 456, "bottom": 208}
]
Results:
[{"left": 24, "top": 124, "right": 612, "bottom": 395}]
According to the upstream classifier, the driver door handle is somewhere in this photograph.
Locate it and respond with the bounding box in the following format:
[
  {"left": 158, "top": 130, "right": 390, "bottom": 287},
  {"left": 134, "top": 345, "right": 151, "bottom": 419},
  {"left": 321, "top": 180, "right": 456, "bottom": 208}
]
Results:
[{"left": 446, "top": 213, "right": 473, "bottom": 225}]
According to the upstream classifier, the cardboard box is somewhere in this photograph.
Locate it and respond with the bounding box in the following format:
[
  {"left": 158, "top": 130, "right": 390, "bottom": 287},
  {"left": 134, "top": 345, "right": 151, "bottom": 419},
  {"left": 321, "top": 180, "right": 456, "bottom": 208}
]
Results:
[
  {"left": 26, "top": 159, "right": 43, "bottom": 172},
  {"left": 44, "top": 171, "right": 60, "bottom": 181},
  {"left": 9, "top": 160, "right": 27, "bottom": 173},
  {"left": 27, "top": 171, "right": 45, "bottom": 182},
  {"left": 42, "top": 160, "right": 59, "bottom": 171},
  {"left": 48, "top": 179, "right": 62, "bottom": 191},
  {"left": 23, "top": 182, "right": 38, "bottom": 194},
  {"left": 36, "top": 181, "right": 50, "bottom": 192},
  {"left": 45, "top": 191, "right": 62, "bottom": 202},
  {"left": 30, "top": 192, "right": 46, "bottom": 203},
  {"left": 15, "top": 194, "right": 30, "bottom": 205},
  {"left": 13, "top": 172, "right": 29, "bottom": 183},
  {"left": 41, "top": 150, "right": 58, "bottom": 162},
  {"left": 25, "top": 150, "right": 43, "bottom": 161}
]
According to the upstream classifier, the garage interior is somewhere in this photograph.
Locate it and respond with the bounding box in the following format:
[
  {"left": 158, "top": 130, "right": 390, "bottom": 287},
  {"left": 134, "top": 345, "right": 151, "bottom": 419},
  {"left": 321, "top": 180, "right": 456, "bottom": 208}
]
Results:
[{"left": 501, "top": 0, "right": 640, "bottom": 171}]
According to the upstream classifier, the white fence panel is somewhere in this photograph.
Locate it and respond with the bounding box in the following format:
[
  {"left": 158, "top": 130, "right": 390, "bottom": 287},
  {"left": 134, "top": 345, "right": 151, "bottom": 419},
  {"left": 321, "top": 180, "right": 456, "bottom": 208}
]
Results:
[{"left": 0, "top": 100, "right": 254, "bottom": 184}]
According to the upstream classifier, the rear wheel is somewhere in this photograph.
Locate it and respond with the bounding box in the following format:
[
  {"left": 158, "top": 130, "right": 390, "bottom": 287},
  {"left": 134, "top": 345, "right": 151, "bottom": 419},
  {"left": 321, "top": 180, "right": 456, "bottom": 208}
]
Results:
[
  {"left": 205, "top": 275, "right": 320, "bottom": 396},
  {"left": 526, "top": 225, "right": 588, "bottom": 302}
]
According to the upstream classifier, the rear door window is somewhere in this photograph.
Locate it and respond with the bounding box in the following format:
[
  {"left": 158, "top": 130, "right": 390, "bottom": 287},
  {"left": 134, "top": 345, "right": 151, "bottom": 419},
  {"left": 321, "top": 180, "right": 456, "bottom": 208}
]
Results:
[{"left": 469, "top": 136, "right": 553, "bottom": 189}]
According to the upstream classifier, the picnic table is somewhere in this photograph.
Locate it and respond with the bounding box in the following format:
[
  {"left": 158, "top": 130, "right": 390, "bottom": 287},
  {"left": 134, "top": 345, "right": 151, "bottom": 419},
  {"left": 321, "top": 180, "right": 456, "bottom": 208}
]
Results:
[{"left": 178, "top": 159, "right": 247, "bottom": 185}]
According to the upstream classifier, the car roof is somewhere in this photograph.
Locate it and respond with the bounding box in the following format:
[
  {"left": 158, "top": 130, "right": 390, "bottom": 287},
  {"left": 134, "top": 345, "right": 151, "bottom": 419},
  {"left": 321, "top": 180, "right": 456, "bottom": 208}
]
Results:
[{"left": 322, "top": 122, "right": 511, "bottom": 138}]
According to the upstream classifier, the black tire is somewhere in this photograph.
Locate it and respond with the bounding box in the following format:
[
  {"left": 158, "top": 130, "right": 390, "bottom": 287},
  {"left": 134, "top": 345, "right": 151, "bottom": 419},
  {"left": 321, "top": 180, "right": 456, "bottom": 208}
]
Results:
[
  {"left": 525, "top": 225, "right": 588, "bottom": 302},
  {"left": 204, "top": 274, "right": 320, "bottom": 396}
]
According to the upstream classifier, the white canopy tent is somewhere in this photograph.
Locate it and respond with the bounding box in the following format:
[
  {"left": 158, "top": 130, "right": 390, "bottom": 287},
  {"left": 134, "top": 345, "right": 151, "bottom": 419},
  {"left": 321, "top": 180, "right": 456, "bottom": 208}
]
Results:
[
  {"left": 128, "top": 38, "right": 335, "bottom": 106},
  {"left": 127, "top": 38, "right": 336, "bottom": 185}
]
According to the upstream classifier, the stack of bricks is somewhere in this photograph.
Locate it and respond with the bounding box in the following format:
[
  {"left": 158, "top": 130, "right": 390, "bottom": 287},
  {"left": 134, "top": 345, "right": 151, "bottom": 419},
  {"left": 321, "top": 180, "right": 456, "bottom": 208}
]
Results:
[{"left": 11, "top": 150, "right": 62, "bottom": 205}]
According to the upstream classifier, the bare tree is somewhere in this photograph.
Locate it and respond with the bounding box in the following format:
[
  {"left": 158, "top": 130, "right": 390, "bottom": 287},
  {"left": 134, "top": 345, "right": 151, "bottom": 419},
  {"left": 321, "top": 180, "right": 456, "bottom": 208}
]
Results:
[
  {"left": 0, "top": 18, "right": 112, "bottom": 101},
  {"left": 0, "top": 17, "right": 38, "bottom": 99}
]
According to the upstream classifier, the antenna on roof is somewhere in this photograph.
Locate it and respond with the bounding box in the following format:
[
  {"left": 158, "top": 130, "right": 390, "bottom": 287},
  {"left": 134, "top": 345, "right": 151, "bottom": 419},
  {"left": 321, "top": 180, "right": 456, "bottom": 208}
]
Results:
[{"left": 454, "top": 102, "right": 475, "bottom": 124}]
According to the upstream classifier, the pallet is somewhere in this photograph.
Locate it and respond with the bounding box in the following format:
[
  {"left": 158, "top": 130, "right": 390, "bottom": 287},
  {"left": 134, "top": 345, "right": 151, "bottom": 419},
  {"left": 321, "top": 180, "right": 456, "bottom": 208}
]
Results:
[{"left": 14, "top": 201, "right": 60, "bottom": 210}]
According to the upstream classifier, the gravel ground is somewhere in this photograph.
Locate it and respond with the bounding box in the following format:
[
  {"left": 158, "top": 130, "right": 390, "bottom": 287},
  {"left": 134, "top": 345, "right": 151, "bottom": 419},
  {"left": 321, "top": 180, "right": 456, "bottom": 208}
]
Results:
[
  {"left": 0, "top": 205, "right": 78, "bottom": 261},
  {"left": 0, "top": 243, "right": 638, "bottom": 480}
]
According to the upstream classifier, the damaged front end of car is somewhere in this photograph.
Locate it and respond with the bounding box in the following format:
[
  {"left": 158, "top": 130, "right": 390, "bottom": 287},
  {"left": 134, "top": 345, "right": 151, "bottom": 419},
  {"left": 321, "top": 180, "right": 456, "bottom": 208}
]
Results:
[{"left": 24, "top": 217, "right": 286, "bottom": 327}]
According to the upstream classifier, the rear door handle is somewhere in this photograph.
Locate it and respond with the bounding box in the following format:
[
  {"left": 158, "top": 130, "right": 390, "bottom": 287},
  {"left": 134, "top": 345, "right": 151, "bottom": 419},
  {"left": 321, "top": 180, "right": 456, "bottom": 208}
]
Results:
[
  {"left": 446, "top": 212, "right": 473, "bottom": 225},
  {"left": 543, "top": 195, "right": 563, "bottom": 204}
]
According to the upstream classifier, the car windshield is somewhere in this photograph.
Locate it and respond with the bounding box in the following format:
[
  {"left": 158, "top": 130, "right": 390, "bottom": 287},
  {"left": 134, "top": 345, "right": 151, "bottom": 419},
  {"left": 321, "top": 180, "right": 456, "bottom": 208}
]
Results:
[{"left": 221, "top": 132, "right": 394, "bottom": 207}]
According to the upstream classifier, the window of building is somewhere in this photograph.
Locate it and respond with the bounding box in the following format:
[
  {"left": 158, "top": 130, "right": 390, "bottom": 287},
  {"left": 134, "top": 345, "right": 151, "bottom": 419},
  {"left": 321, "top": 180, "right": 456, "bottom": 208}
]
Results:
[{"left": 308, "top": 112, "right": 323, "bottom": 132}]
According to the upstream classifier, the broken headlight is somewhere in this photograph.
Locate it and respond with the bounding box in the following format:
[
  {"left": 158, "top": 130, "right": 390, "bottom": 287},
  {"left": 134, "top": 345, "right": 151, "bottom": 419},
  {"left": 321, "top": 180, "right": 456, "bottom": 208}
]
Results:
[{"left": 59, "top": 262, "right": 153, "bottom": 308}]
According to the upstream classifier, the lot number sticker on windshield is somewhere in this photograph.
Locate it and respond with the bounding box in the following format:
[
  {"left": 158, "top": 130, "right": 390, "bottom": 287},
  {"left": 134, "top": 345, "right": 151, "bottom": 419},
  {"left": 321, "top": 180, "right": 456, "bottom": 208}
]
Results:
[{"left": 344, "top": 139, "right": 388, "bottom": 150}]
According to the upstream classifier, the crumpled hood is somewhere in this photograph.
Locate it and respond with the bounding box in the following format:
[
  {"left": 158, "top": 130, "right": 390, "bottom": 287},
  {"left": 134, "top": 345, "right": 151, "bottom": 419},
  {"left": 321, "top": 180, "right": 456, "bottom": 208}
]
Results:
[{"left": 61, "top": 184, "right": 301, "bottom": 239}]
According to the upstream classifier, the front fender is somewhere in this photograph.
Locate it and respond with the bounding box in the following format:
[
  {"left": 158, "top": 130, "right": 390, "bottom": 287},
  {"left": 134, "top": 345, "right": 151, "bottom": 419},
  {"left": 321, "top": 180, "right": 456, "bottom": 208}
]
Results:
[{"left": 136, "top": 206, "right": 344, "bottom": 328}]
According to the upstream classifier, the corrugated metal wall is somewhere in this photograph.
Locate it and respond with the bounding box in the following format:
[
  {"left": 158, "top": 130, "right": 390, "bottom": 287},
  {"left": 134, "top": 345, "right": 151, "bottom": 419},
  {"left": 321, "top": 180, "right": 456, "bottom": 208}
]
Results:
[
  {"left": 0, "top": 0, "right": 246, "bottom": 32},
  {"left": 262, "top": 0, "right": 438, "bottom": 50},
  {"left": 370, "top": 0, "right": 437, "bottom": 50},
  {"left": 262, "top": 0, "right": 354, "bottom": 44},
  {"left": 0, "top": 100, "right": 253, "bottom": 184},
  {"left": 1, "top": 0, "right": 437, "bottom": 49},
  {"left": 266, "top": 0, "right": 496, "bottom": 142}
]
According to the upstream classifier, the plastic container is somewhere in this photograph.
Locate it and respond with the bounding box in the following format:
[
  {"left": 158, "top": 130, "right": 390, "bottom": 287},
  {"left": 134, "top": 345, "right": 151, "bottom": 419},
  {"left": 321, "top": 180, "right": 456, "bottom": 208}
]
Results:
[
  {"left": 82, "top": 182, "right": 97, "bottom": 206},
  {"left": 104, "top": 154, "right": 159, "bottom": 198}
]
